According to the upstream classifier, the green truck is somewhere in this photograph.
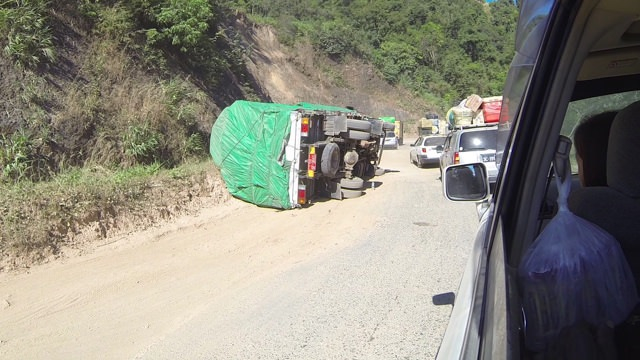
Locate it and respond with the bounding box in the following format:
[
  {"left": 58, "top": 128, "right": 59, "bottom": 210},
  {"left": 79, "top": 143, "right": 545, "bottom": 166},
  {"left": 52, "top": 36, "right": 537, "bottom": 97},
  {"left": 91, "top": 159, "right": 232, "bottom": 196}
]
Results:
[{"left": 210, "top": 101, "right": 393, "bottom": 209}]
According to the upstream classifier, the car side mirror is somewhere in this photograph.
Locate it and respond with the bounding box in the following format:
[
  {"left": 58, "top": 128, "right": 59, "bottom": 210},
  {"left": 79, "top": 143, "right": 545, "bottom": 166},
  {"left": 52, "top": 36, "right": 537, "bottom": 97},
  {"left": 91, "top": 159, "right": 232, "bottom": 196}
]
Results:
[{"left": 443, "top": 163, "right": 489, "bottom": 202}]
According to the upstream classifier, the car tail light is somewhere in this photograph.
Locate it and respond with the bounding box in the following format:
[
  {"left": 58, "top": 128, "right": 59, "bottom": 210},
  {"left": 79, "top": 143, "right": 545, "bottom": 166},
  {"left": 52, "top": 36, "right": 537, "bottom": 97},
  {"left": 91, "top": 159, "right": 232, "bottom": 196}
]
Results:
[
  {"left": 298, "top": 184, "right": 307, "bottom": 205},
  {"left": 307, "top": 146, "right": 316, "bottom": 177},
  {"left": 301, "top": 117, "right": 310, "bottom": 137},
  {"left": 454, "top": 152, "right": 460, "bottom": 164},
  {"left": 421, "top": 148, "right": 427, "bottom": 153}
]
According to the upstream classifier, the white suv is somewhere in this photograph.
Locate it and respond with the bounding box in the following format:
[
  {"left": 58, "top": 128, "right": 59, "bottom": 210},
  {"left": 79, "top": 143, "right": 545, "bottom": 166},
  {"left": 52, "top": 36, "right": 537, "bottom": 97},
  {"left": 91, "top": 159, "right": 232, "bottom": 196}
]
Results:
[{"left": 439, "top": 125, "right": 498, "bottom": 184}]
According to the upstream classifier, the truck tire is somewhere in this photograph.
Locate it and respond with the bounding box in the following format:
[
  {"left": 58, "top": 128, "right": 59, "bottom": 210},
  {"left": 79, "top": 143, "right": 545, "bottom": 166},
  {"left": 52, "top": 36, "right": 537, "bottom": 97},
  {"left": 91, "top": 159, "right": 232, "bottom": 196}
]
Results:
[
  {"left": 346, "top": 130, "right": 371, "bottom": 140},
  {"left": 347, "top": 119, "right": 372, "bottom": 131},
  {"left": 342, "top": 188, "right": 363, "bottom": 199},
  {"left": 321, "top": 143, "right": 340, "bottom": 177},
  {"left": 340, "top": 176, "right": 364, "bottom": 189}
]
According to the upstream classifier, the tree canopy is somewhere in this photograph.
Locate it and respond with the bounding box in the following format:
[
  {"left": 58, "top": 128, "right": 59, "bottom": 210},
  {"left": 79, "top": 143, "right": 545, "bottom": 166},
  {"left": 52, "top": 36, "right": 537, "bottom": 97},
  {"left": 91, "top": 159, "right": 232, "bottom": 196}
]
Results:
[{"left": 223, "top": 0, "right": 519, "bottom": 110}]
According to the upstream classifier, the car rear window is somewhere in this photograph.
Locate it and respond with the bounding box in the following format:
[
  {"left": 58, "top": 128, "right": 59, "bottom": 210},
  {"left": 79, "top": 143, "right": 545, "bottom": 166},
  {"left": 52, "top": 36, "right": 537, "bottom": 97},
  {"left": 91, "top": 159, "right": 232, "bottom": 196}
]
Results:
[
  {"left": 386, "top": 131, "right": 395, "bottom": 137},
  {"left": 424, "top": 137, "right": 445, "bottom": 146},
  {"left": 459, "top": 130, "right": 497, "bottom": 151}
]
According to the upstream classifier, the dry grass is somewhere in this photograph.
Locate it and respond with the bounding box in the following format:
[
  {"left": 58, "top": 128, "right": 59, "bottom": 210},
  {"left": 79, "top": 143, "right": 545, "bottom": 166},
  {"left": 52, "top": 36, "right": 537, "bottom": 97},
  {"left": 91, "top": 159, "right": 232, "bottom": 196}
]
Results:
[{"left": 0, "top": 159, "right": 229, "bottom": 272}]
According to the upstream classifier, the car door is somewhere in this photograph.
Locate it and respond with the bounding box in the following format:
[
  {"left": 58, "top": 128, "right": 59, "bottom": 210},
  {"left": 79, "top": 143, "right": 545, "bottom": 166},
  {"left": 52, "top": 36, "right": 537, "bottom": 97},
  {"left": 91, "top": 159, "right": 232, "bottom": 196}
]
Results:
[
  {"left": 440, "top": 133, "right": 453, "bottom": 170},
  {"left": 437, "top": 0, "right": 564, "bottom": 358},
  {"left": 412, "top": 137, "right": 422, "bottom": 162},
  {"left": 481, "top": 0, "right": 584, "bottom": 357}
]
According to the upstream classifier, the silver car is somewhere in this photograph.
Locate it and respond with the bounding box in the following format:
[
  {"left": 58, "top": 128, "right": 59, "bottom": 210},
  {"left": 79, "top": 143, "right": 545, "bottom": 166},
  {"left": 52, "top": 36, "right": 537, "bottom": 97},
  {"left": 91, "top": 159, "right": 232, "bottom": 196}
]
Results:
[
  {"left": 438, "top": 0, "right": 640, "bottom": 358},
  {"left": 381, "top": 130, "right": 398, "bottom": 149},
  {"left": 439, "top": 125, "right": 498, "bottom": 184}
]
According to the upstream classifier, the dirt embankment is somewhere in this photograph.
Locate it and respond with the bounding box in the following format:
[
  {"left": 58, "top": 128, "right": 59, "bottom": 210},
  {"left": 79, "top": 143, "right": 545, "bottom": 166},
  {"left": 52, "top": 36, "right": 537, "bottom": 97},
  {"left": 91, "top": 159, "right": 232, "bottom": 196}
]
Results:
[
  {"left": 1, "top": 19, "right": 427, "bottom": 273},
  {"left": 241, "top": 21, "right": 425, "bottom": 119}
]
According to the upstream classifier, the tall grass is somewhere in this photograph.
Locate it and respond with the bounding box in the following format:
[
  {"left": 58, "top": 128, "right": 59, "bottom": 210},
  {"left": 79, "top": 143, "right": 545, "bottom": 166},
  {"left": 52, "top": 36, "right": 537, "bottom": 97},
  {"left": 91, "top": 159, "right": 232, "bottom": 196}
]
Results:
[{"left": 0, "top": 0, "right": 56, "bottom": 69}]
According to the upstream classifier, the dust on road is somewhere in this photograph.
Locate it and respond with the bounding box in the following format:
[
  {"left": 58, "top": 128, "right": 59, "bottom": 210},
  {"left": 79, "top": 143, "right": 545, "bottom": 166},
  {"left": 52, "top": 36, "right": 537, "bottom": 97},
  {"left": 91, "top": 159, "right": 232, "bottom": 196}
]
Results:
[{"left": 0, "top": 142, "right": 478, "bottom": 359}]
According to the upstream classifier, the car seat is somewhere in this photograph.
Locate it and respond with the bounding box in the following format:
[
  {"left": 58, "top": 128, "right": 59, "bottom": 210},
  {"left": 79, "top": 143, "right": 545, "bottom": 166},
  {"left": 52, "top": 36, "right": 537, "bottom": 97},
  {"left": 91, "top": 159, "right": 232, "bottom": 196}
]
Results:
[
  {"left": 569, "top": 101, "right": 640, "bottom": 358},
  {"left": 569, "top": 100, "right": 640, "bottom": 291}
]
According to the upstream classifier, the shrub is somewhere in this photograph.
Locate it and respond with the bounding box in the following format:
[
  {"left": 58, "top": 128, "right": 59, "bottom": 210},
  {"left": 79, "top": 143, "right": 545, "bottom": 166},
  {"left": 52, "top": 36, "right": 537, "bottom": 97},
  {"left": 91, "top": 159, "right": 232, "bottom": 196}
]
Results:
[
  {"left": 145, "top": 0, "right": 213, "bottom": 53},
  {"left": 184, "top": 133, "right": 205, "bottom": 158},
  {"left": 0, "top": 129, "right": 50, "bottom": 183},
  {"left": 311, "top": 21, "right": 353, "bottom": 60},
  {"left": 123, "top": 124, "right": 162, "bottom": 165},
  {"left": 0, "top": 0, "right": 56, "bottom": 69}
]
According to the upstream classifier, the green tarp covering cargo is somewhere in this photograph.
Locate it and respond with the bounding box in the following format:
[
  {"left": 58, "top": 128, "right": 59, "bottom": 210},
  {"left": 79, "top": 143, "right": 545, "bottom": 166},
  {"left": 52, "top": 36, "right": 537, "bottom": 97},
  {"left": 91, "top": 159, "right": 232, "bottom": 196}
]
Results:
[{"left": 210, "top": 100, "right": 384, "bottom": 209}]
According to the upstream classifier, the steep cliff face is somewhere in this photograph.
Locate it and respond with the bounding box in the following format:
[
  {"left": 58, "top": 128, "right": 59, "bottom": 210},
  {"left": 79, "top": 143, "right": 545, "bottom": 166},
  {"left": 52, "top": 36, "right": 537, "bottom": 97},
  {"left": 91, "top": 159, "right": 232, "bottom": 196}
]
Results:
[{"left": 242, "top": 21, "right": 424, "bottom": 119}]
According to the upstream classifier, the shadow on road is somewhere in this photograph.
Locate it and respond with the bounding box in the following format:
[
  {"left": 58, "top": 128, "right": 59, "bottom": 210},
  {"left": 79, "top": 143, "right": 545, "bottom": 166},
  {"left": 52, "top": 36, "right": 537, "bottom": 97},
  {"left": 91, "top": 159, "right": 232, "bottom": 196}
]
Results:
[
  {"left": 432, "top": 292, "right": 456, "bottom": 306},
  {"left": 364, "top": 181, "right": 384, "bottom": 190}
]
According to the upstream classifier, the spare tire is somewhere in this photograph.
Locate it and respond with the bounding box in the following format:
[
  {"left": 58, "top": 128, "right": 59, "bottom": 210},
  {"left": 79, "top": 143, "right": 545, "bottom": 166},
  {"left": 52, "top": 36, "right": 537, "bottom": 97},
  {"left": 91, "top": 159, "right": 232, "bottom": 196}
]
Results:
[
  {"left": 342, "top": 188, "right": 363, "bottom": 199},
  {"left": 347, "top": 119, "right": 372, "bottom": 131},
  {"left": 340, "top": 176, "right": 364, "bottom": 189},
  {"left": 321, "top": 143, "right": 340, "bottom": 177}
]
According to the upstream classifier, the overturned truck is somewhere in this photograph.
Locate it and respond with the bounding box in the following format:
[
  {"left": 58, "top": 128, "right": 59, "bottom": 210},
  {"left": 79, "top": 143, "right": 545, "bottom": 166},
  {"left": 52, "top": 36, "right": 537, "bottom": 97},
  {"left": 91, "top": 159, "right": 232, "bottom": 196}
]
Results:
[{"left": 210, "top": 100, "right": 393, "bottom": 209}]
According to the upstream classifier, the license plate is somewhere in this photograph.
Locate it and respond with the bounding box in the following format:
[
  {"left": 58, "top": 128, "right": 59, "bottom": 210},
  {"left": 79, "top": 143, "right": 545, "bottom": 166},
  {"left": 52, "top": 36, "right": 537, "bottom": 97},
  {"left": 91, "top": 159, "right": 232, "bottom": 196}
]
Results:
[{"left": 482, "top": 154, "right": 496, "bottom": 162}]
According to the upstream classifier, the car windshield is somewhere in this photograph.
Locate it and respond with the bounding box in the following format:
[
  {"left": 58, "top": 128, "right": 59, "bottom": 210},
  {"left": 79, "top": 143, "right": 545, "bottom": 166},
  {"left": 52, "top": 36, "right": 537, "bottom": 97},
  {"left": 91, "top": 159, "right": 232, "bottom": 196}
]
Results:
[
  {"left": 459, "top": 130, "right": 497, "bottom": 151},
  {"left": 496, "top": 0, "right": 555, "bottom": 167},
  {"left": 425, "top": 137, "right": 445, "bottom": 146}
]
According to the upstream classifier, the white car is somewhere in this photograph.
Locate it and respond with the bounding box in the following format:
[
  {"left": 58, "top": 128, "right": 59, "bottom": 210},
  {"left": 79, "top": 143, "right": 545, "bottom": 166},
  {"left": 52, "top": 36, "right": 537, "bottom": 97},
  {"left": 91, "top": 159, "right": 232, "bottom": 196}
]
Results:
[{"left": 410, "top": 135, "right": 445, "bottom": 168}]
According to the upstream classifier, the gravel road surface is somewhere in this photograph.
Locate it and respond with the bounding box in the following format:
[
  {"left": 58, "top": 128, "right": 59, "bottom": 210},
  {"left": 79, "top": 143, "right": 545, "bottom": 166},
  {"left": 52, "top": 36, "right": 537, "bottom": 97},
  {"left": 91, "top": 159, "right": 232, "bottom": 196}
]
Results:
[{"left": 0, "top": 140, "right": 479, "bottom": 359}]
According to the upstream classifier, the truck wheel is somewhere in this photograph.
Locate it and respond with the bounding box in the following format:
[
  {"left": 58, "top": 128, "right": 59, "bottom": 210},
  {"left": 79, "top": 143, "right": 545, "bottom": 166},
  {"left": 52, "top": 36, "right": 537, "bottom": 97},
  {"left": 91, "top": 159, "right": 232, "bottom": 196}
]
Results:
[
  {"left": 342, "top": 188, "right": 363, "bottom": 199},
  {"left": 382, "top": 122, "right": 395, "bottom": 131},
  {"left": 347, "top": 119, "right": 371, "bottom": 131},
  {"left": 321, "top": 143, "right": 340, "bottom": 177},
  {"left": 340, "top": 176, "right": 364, "bottom": 189},
  {"left": 346, "top": 130, "right": 370, "bottom": 140}
]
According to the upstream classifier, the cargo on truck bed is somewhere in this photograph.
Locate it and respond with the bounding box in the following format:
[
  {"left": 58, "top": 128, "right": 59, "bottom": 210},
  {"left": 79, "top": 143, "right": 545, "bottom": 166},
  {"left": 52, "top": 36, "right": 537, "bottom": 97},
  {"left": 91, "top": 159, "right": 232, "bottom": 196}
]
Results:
[{"left": 210, "top": 100, "right": 393, "bottom": 209}]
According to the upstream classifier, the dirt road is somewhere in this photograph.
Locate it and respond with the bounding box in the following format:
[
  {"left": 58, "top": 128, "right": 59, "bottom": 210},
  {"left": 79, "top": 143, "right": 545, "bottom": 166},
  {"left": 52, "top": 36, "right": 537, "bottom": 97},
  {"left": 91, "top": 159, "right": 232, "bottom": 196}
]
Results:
[{"left": 0, "top": 142, "right": 479, "bottom": 359}]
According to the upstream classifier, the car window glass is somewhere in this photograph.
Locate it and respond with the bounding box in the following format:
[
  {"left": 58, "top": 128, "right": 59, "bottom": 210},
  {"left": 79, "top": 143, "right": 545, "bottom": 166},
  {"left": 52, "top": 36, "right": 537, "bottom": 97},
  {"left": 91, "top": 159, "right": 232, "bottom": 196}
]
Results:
[
  {"left": 562, "top": 90, "right": 640, "bottom": 173},
  {"left": 497, "top": 0, "right": 555, "bottom": 167},
  {"left": 459, "top": 130, "right": 498, "bottom": 152},
  {"left": 386, "top": 131, "right": 395, "bottom": 137},
  {"left": 425, "top": 137, "right": 445, "bottom": 146}
]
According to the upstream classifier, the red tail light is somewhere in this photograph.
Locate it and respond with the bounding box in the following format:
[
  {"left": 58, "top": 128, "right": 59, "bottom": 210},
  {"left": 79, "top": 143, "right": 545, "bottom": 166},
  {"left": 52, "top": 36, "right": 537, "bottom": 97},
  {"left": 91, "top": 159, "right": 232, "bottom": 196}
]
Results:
[
  {"left": 454, "top": 152, "right": 460, "bottom": 164},
  {"left": 301, "top": 117, "right": 310, "bottom": 137},
  {"left": 421, "top": 148, "right": 427, "bottom": 153},
  {"left": 298, "top": 184, "right": 307, "bottom": 204}
]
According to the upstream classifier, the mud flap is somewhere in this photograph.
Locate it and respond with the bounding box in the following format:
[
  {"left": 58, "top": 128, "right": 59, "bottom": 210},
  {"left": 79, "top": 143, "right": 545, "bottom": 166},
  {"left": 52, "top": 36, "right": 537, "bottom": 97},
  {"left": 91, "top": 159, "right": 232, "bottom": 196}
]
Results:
[{"left": 321, "top": 179, "right": 342, "bottom": 200}]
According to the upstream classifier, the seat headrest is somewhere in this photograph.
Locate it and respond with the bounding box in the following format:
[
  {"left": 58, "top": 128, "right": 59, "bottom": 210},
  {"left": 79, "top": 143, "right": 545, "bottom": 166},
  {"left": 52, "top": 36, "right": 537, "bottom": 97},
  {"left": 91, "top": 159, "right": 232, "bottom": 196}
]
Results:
[{"left": 607, "top": 100, "right": 640, "bottom": 198}]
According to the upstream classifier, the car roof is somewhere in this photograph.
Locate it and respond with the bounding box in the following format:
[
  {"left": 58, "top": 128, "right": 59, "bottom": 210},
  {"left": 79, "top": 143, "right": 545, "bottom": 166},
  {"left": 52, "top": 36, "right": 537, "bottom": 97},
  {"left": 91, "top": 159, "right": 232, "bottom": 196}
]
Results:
[
  {"left": 452, "top": 125, "right": 498, "bottom": 134},
  {"left": 572, "top": 0, "right": 640, "bottom": 100}
]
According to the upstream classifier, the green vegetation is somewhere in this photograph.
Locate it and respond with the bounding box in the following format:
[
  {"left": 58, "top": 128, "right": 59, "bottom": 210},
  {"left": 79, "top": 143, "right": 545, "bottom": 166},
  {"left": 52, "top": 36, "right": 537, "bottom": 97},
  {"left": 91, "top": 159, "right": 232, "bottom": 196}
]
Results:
[
  {"left": 225, "top": 0, "right": 519, "bottom": 108},
  {"left": 0, "top": 0, "right": 56, "bottom": 69},
  {"left": 0, "top": 0, "right": 519, "bottom": 268},
  {"left": 0, "top": 160, "right": 216, "bottom": 268}
]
